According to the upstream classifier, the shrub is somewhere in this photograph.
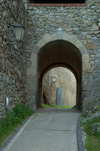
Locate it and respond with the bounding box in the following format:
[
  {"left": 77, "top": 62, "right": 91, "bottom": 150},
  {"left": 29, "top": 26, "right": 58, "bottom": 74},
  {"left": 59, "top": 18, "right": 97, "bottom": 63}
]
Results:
[{"left": 0, "top": 103, "right": 34, "bottom": 146}]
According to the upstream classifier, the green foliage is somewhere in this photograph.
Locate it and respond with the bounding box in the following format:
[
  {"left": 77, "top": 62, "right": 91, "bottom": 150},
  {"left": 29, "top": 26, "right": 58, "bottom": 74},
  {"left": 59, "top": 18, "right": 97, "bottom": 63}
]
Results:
[
  {"left": 81, "top": 119, "right": 93, "bottom": 135},
  {"left": 81, "top": 115, "right": 100, "bottom": 136},
  {"left": 81, "top": 100, "right": 100, "bottom": 151},
  {"left": 42, "top": 104, "right": 71, "bottom": 109},
  {"left": 42, "top": 104, "right": 51, "bottom": 108},
  {"left": 52, "top": 104, "right": 61, "bottom": 108},
  {"left": 84, "top": 135, "right": 100, "bottom": 151},
  {"left": 0, "top": 103, "right": 34, "bottom": 146},
  {"left": 62, "top": 105, "right": 71, "bottom": 109}
]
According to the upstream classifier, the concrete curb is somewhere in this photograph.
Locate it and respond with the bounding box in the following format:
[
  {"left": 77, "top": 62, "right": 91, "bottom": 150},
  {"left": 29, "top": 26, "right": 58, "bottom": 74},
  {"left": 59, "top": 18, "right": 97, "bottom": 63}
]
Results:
[
  {"left": 0, "top": 114, "right": 35, "bottom": 151},
  {"left": 77, "top": 117, "right": 84, "bottom": 151}
]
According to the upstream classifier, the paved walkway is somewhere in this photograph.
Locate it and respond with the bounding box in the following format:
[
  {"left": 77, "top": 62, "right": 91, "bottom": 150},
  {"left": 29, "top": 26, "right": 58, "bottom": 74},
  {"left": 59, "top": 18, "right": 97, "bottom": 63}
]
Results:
[{"left": 3, "top": 108, "right": 80, "bottom": 151}]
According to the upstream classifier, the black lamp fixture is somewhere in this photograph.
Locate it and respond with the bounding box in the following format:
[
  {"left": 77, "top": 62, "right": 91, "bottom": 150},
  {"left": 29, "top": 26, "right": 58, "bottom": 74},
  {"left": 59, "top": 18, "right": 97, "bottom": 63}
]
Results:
[{"left": 7, "top": 24, "right": 25, "bottom": 45}]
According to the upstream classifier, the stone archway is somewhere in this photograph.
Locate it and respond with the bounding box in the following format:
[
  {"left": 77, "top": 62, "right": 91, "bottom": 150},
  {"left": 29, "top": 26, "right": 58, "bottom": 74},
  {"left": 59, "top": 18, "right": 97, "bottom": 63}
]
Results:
[{"left": 26, "top": 32, "right": 91, "bottom": 110}]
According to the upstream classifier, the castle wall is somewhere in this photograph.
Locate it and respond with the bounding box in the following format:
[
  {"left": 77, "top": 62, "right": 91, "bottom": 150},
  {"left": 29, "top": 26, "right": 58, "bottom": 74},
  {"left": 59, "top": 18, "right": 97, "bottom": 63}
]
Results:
[
  {"left": 0, "top": 0, "right": 100, "bottom": 118},
  {"left": 0, "top": 0, "right": 27, "bottom": 118},
  {"left": 26, "top": 0, "right": 100, "bottom": 109}
]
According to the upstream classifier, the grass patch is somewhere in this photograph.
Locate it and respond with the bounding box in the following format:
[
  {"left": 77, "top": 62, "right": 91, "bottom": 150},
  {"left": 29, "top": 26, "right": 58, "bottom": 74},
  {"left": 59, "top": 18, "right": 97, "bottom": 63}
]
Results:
[
  {"left": 62, "top": 105, "right": 71, "bottom": 109},
  {"left": 42, "top": 104, "right": 51, "bottom": 108},
  {"left": 84, "top": 135, "right": 100, "bottom": 151},
  {"left": 42, "top": 104, "right": 71, "bottom": 109},
  {"left": 0, "top": 103, "right": 34, "bottom": 147}
]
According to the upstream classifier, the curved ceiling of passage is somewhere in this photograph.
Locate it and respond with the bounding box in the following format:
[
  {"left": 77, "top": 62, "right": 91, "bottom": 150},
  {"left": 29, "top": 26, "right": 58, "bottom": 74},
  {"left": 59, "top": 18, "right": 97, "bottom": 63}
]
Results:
[{"left": 38, "top": 40, "right": 82, "bottom": 81}]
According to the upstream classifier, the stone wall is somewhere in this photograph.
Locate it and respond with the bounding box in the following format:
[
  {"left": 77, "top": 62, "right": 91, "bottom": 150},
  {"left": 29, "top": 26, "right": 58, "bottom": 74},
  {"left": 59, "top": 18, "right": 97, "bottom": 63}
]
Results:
[
  {"left": 0, "top": 0, "right": 27, "bottom": 118},
  {"left": 43, "top": 67, "right": 76, "bottom": 107},
  {"left": 1, "top": 0, "right": 100, "bottom": 117},
  {"left": 26, "top": 0, "right": 100, "bottom": 109}
]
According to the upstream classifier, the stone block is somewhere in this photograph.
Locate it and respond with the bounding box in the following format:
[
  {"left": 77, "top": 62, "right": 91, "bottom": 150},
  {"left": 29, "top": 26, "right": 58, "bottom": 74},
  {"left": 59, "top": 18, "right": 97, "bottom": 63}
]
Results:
[
  {"left": 91, "top": 24, "right": 99, "bottom": 31},
  {"left": 31, "top": 61, "right": 37, "bottom": 68},
  {"left": 82, "top": 54, "right": 90, "bottom": 62},
  {"left": 87, "top": 44, "right": 95, "bottom": 50},
  {"left": 32, "top": 45, "right": 40, "bottom": 54},
  {"left": 14, "top": 67, "right": 21, "bottom": 79},
  {"left": 26, "top": 74, "right": 37, "bottom": 92},
  {"left": 75, "top": 40, "right": 83, "bottom": 49},
  {"left": 37, "top": 39, "right": 46, "bottom": 48},
  {"left": 68, "top": 36, "right": 78, "bottom": 45},
  {"left": 63, "top": 33, "right": 70, "bottom": 41},
  {"left": 30, "top": 53, "right": 37, "bottom": 62},
  {"left": 28, "top": 96, "right": 36, "bottom": 111},
  {"left": 50, "top": 34, "right": 57, "bottom": 41},
  {"left": 42, "top": 34, "right": 51, "bottom": 43},
  {"left": 83, "top": 62, "right": 91, "bottom": 71},
  {"left": 79, "top": 46, "right": 88, "bottom": 55},
  {"left": 57, "top": 31, "right": 64, "bottom": 40},
  {"left": 27, "top": 68, "right": 37, "bottom": 75}
]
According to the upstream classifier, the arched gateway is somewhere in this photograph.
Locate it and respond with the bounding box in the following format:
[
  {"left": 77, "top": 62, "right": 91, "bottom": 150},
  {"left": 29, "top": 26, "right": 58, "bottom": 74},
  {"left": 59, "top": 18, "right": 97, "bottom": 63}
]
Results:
[{"left": 26, "top": 32, "right": 91, "bottom": 111}]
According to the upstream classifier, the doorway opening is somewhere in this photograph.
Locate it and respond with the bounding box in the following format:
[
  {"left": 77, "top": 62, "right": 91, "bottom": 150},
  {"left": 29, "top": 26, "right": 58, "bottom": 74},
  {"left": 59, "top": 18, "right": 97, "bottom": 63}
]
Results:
[
  {"left": 37, "top": 40, "right": 82, "bottom": 109},
  {"left": 42, "top": 67, "right": 76, "bottom": 108}
]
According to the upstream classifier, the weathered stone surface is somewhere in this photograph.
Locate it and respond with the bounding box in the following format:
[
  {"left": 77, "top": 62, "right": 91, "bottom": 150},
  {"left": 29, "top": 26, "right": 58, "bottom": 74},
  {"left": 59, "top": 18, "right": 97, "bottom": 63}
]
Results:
[
  {"left": 27, "top": 68, "right": 37, "bottom": 75},
  {"left": 83, "top": 62, "right": 91, "bottom": 71},
  {"left": 82, "top": 54, "right": 90, "bottom": 62},
  {"left": 43, "top": 67, "right": 76, "bottom": 107},
  {"left": 1, "top": 0, "right": 100, "bottom": 117},
  {"left": 0, "top": 0, "right": 27, "bottom": 118},
  {"left": 91, "top": 24, "right": 99, "bottom": 31},
  {"left": 87, "top": 44, "right": 95, "bottom": 50},
  {"left": 37, "top": 39, "right": 46, "bottom": 48}
]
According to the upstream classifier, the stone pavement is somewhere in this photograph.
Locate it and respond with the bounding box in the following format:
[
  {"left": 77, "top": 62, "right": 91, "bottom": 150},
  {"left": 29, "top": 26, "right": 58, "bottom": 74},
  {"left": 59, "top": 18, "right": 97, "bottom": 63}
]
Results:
[{"left": 3, "top": 108, "right": 80, "bottom": 151}]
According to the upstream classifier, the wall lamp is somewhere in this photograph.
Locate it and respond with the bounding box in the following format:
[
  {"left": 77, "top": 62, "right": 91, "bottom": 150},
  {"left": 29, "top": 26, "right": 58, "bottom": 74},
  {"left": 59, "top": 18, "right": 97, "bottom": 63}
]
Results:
[{"left": 7, "top": 24, "right": 25, "bottom": 45}]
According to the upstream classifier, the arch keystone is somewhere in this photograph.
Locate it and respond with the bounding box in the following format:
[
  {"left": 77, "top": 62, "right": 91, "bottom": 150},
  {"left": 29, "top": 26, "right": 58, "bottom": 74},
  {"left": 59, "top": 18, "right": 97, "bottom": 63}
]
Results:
[{"left": 57, "top": 31, "right": 64, "bottom": 40}]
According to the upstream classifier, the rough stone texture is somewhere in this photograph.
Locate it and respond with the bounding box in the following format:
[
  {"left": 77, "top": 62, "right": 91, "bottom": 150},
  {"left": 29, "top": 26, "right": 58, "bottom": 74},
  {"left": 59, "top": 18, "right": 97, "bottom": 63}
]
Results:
[
  {"left": 0, "top": 0, "right": 27, "bottom": 118},
  {"left": 43, "top": 67, "right": 76, "bottom": 107},
  {"left": 26, "top": 0, "right": 100, "bottom": 110},
  {"left": 1, "top": 0, "right": 100, "bottom": 117}
]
